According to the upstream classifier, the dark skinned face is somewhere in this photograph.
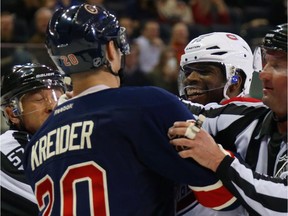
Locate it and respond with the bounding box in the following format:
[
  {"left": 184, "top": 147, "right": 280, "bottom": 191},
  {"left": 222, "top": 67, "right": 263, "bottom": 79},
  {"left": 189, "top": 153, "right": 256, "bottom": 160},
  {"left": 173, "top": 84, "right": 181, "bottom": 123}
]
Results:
[{"left": 182, "top": 62, "right": 227, "bottom": 105}]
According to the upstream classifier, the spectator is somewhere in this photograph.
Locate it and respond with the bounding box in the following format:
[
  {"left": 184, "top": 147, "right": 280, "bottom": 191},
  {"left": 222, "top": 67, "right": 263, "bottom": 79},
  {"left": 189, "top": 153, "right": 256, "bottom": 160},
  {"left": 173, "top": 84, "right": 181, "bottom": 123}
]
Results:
[
  {"left": 57, "top": 0, "right": 81, "bottom": 8},
  {"left": 43, "top": 0, "right": 81, "bottom": 10},
  {"left": 85, "top": 0, "right": 105, "bottom": 6},
  {"left": 189, "top": 0, "right": 231, "bottom": 26},
  {"left": 1, "top": 12, "right": 29, "bottom": 43},
  {"left": 134, "top": 20, "right": 164, "bottom": 74},
  {"left": 125, "top": 0, "right": 159, "bottom": 22},
  {"left": 1, "top": 12, "right": 33, "bottom": 77},
  {"left": 122, "top": 43, "right": 152, "bottom": 87},
  {"left": 148, "top": 46, "right": 179, "bottom": 95},
  {"left": 119, "top": 16, "right": 138, "bottom": 43},
  {"left": 43, "top": 0, "right": 58, "bottom": 10},
  {"left": 2, "top": 0, "right": 42, "bottom": 29},
  {"left": 169, "top": 21, "right": 190, "bottom": 64},
  {"left": 156, "top": 0, "right": 194, "bottom": 25},
  {"left": 28, "top": 7, "right": 53, "bottom": 43}
]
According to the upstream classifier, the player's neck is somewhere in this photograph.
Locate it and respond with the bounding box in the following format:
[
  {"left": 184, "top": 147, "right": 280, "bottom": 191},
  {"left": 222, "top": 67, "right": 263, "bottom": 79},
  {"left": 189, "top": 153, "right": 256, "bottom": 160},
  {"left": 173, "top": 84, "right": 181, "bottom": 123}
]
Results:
[
  {"left": 277, "top": 121, "right": 287, "bottom": 135},
  {"left": 71, "top": 71, "right": 119, "bottom": 96}
]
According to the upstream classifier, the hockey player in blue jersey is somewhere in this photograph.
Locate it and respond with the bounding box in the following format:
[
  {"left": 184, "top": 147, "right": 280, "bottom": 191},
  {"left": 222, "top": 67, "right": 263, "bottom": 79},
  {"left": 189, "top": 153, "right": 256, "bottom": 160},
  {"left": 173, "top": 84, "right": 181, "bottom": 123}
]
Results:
[{"left": 23, "top": 4, "right": 237, "bottom": 215}]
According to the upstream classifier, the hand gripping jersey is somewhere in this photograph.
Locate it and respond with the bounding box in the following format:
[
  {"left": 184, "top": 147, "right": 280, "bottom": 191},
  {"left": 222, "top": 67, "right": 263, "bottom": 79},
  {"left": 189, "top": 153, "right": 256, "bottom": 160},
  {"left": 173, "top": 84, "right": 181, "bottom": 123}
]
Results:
[
  {"left": 183, "top": 99, "right": 288, "bottom": 215},
  {"left": 24, "top": 86, "right": 236, "bottom": 215},
  {"left": 175, "top": 97, "right": 261, "bottom": 216}
]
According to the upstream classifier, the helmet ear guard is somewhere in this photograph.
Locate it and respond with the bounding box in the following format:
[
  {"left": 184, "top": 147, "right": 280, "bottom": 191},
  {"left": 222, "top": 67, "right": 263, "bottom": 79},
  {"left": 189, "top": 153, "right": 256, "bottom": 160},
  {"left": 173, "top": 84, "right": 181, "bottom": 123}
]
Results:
[
  {"left": 231, "top": 75, "right": 239, "bottom": 84},
  {"left": 12, "top": 108, "right": 20, "bottom": 117},
  {"left": 223, "top": 66, "right": 246, "bottom": 99},
  {"left": 11, "top": 99, "right": 21, "bottom": 117},
  {"left": 1, "top": 98, "right": 21, "bottom": 126},
  {"left": 229, "top": 67, "right": 242, "bottom": 85}
]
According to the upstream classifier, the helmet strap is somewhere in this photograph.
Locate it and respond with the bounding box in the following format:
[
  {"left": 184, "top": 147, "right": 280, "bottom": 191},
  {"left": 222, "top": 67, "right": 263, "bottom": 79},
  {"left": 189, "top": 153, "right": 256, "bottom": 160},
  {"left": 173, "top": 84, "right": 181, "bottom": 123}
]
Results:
[
  {"left": 223, "top": 82, "right": 230, "bottom": 99},
  {"left": 105, "top": 55, "right": 125, "bottom": 85},
  {"left": 17, "top": 117, "right": 28, "bottom": 132}
]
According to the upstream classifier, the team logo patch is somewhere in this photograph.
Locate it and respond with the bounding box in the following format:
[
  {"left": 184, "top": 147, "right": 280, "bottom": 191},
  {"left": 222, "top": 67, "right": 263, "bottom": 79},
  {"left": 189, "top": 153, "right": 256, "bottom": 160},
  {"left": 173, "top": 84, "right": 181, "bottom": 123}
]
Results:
[
  {"left": 226, "top": 34, "right": 238, "bottom": 40},
  {"left": 84, "top": 4, "right": 98, "bottom": 14}
]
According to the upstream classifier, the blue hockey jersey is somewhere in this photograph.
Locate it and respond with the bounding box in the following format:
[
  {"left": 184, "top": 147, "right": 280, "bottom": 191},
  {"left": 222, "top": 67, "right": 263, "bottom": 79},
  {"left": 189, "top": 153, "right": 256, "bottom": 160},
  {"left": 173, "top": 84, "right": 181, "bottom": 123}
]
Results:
[{"left": 23, "top": 86, "right": 235, "bottom": 215}]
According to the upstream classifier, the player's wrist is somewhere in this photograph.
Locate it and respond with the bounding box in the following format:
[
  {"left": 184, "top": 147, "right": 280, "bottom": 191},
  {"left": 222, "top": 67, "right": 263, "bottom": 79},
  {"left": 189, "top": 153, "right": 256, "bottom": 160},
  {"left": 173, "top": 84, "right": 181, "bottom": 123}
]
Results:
[{"left": 210, "top": 144, "right": 233, "bottom": 172}]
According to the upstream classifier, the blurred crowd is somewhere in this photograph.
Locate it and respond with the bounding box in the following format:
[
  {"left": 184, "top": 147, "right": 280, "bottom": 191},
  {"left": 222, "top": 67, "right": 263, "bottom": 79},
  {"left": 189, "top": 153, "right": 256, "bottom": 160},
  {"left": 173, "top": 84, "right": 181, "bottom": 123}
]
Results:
[{"left": 1, "top": 0, "right": 287, "bottom": 96}]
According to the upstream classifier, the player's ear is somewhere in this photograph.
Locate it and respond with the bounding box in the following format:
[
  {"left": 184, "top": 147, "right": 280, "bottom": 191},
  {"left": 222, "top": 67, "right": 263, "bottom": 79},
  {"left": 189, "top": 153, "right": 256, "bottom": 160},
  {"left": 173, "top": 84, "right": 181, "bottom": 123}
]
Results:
[
  {"left": 5, "top": 106, "right": 20, "bottom": 125},
  {"left": 106, "top": 41, "right": 117, "bottom": 63},
  {"left": 227, "top": 75, "right": 243, "bottom": 97}
]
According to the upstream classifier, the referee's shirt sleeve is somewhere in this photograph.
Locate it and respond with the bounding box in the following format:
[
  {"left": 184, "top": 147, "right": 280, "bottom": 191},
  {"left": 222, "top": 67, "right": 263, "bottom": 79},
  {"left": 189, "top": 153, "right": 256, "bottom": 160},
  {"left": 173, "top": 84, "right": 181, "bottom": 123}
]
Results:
[{"left": 216, "top": 156, "right": 288, "bottom": 216}]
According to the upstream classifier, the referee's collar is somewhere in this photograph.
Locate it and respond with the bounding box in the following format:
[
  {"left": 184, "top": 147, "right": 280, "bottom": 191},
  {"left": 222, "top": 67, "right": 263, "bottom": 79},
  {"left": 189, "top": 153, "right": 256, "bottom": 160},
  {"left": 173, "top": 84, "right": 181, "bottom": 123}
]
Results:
[{"left": 260, "top": 111, "right": 287, "bottom": 142}]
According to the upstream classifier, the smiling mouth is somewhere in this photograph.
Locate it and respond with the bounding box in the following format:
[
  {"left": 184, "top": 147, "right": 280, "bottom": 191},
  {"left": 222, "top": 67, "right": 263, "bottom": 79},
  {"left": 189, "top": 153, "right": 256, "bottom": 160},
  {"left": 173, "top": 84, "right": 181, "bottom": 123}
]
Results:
[
  {"left": 185, "top": 87, "right": 206, "bottom": 97},
  {"left": 188, "top": 92, "right": 205, "bottom": 97},
  {"left": 263, "top": 86, "right": 274, "bottom": 92},
  {"left": 264, "top": 86, "right": 273, "bottom": 90}
]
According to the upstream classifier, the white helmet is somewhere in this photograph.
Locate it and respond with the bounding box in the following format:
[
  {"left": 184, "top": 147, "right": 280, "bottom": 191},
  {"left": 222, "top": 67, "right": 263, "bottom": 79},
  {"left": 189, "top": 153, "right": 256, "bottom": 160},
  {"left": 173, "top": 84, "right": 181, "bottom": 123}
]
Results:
[{"left": 179, "top": 32, "right": 254, "bottom": 99}]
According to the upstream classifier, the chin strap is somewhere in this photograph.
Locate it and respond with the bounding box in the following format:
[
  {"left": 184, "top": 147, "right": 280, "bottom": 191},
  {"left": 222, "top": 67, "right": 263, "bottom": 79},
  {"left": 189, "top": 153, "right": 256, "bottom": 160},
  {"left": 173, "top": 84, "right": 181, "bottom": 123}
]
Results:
[
  {"left": 222, "top": 82, "right": 230, "bottom": 100},
  {"left": 105, "top": 55, "right": 125, "bottom": 85},
  {"left": 107, "top": 65, "right": 124, "bottom": 85}
]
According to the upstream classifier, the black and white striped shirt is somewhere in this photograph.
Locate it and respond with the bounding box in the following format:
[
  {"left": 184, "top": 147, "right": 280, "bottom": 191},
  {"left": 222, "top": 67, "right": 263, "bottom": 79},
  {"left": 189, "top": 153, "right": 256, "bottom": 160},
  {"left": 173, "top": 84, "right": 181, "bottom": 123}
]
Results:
[
  {"left": 0, "top": 130, "right": 38, "bottom": 215},
  {"left": 183, "top": 99, "right": 288, "bottom": 216}
]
